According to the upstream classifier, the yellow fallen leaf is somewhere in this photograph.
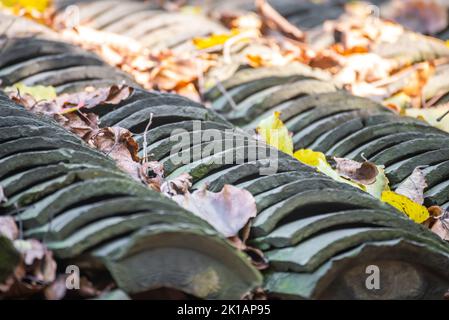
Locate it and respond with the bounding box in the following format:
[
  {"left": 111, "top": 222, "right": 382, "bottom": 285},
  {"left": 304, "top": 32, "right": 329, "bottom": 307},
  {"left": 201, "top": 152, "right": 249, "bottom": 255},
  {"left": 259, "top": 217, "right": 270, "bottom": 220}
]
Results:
[
  {"left": 257, "top": 111, "right": 293, "bottom": 155},
  {"left": 246, "top": 54, "right": 265, "bottom": 68},
  {"left": 316, "top": 158, "right": 363, "bottom": 190},
  {"left": 293, "top": 149, "right": 326, "bottom": 167},
  {"left": 5, "top": 82, "right": 56, "bottom": 101},
  {"left": 193, "top": 29, "right": 240, "bottom": 50},
  {"left": 381, "top": 191, "right": 429, "bottom": 223},
  {"left": 294, "top": 149, "right": 362, "bottom": 189},
  {"left": 1, "top": 0, "right": 50, "bottom": 13}
]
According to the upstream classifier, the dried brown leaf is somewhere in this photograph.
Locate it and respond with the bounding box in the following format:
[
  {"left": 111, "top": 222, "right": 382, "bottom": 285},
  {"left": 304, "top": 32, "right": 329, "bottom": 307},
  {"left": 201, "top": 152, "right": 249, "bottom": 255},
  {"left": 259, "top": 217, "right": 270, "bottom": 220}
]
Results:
[
  {"left": 228, "top": 235, "right": 268, "bottom": 270},
  {"left": 58, "top": 84, "right": 134, "bottom": 112},
  {"left": 333, "top": 157, "right": 379, "bottom": 185},
  {"left": 423, "top": 205, "right": 442, "bottom": 228},
  {"left": 6, "top": 91, "right": 40, "bottom": 111},
  {"left": 88, "top": 127, "right": 141, "bottom": 180},
  {"left": 139, "top": 161, "right": 165, "bottom": 192},
  {"left": 53, "top": 111, "right": 99, "bottom": 141},
  {"left": 431, "top": 211, "right": 449, "bottom": 241},
  {"left": 161, "top": 173, "right": 192, "bottom": 196},
  {"left": 395, "top": 167, "right": 428, "bottom": 205},
  {"left": 172, "top": 185, "right": 257, "bottom": 237},
  {"left": 2, "top": 239, "right": 57, "bottom": 298}
]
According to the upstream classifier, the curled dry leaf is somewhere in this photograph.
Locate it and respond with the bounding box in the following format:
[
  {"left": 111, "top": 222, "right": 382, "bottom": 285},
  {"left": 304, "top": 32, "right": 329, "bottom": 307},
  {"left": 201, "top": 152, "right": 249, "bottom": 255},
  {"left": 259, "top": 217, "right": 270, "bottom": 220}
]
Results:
[
  {"left": 139, "top": 161, "right": 165, "bottom": 192},
  {"left": 0, "top": 216, "right": 19, "bottom": 240},
  {"left": 172, "top": 185, "right": 257, "bottom": 238},
  {"left": 88, "top": 127, "right": 141, "bottom": 181},
  {"left": 333, "top": 157, "right": 379, "bottom": 185},
  {"left": 58, "top": 84, "right": 134, "bottom": 113},
  {"left": 228, "top": 226, "right": 269, "bottom": 271},
  {"left": 53, "top": 111, "right": 100, "bottom": 142},
  {"left": 6, "top": 90, "right": 41, "bottom": 111},
  {"left": 5, "top": 85, "right": 59, "bottom": 114},
  {"left": 395, "top": 166, "right": 428, "bottom": 205},
  {"left": 161, "top": 173, "right": 193, "bottom": 196},
  {"left": 14, "top": 239, "right": 57, "bottom": 280},
  {"left": 423, "top": 205, "right": 443, "bottom": 228},
  {"left": 2, "top": 238, "right": 57, "bottom": 298},
  {"left": 6, "top": 84, "right": 133, "bottom": 115},
  {"left": 431, "top": 210, "right": 449, "bottom": 241}
]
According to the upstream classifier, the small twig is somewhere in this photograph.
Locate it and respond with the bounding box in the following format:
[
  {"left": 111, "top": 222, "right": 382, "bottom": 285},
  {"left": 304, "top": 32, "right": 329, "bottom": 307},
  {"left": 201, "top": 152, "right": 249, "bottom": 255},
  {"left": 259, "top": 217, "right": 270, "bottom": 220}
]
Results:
[
  {"left": 142, "top": 113, "right": 154, "bottom": 163},
  {"left": 195, "top": 58, "right": 205, "bottom": 103},
  {"left": 255, "top": 0, "right": 305, "bottom": 41},
  {"left": 423, "top": 89, "right": 446, "bottom": 108},
  {"left": 370, "top": 61, "right": 425, "bottom": 88},
  {"left": 437, "top": 108, "right": 449, "bottom": 122},
  {"left": 214, "top": 77, "right": 238, "bottom": 110},
  {"left": 223, "top": 30, "right": 258, "bottom": 64}
]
